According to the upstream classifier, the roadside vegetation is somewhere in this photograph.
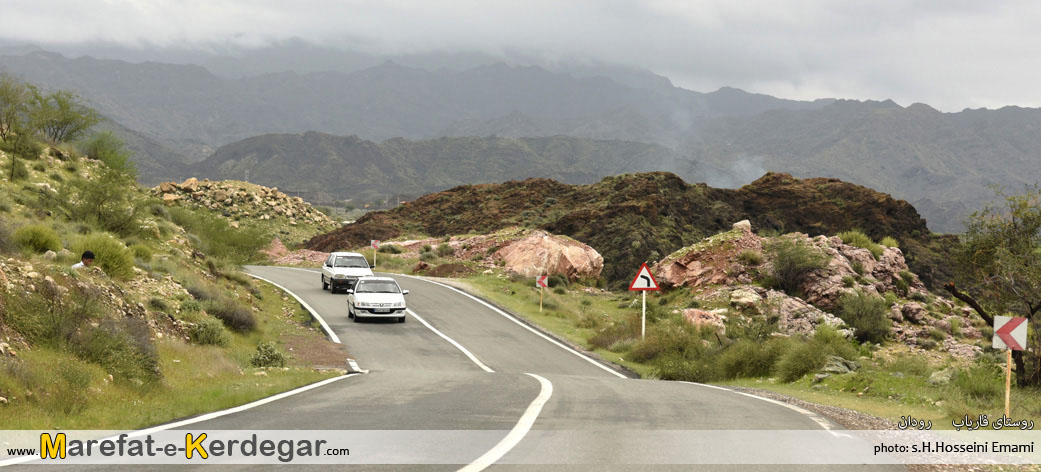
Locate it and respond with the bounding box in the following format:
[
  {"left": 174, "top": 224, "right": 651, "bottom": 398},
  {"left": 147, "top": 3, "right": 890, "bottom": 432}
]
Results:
[
  {"left": 0, "top": 75, "right": 340, "bottom": 429},
  {"left": 334, "top": 216, "right": 1041, "bottom": 428}
]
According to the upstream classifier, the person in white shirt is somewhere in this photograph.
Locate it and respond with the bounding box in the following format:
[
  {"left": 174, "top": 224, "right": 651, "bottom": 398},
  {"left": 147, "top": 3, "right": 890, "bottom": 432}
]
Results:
[{"left": 72, "top": 250, "right": 94, "bottom": 269}]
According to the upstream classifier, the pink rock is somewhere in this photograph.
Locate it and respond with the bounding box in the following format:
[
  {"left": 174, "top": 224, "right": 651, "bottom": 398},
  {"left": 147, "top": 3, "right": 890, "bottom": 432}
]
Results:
[
  {"left": 682, "top": 309, "right": 726, "bottom": 334},
  {"left": 494, "top": 231, "right": 603, "bottom": 280}
]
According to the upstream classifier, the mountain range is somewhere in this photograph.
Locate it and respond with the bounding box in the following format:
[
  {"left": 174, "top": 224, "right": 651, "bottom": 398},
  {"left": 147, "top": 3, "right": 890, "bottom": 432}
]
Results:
[{"left": 1, "top": 46, "right": 1038, "bottom": 233}]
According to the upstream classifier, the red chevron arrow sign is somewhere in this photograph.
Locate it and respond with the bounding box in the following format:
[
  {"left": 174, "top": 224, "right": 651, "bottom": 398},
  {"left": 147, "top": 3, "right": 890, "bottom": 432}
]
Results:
[{"left": 993, "top": 315, "right": 1028, "bottom": 351}]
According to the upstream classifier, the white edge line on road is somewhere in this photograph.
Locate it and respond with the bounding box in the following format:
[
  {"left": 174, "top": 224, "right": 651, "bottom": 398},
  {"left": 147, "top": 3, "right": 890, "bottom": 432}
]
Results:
[
  {"left": 247, "top": 272, "right": 341, "bottom": 344},
  {"left": 397, "top": 274, "right": 628, "bottom": 379},
  {"left": 458, "top": 373, "right": 553, "bottom": 472},
  {"left": 677, "top": 381, "right": 846, "bottom": 438},
  {"left": 259, "top": 268, "right": 844, "bottom": 437},
  {"left": 0, "top": 374, "right": 359, "bottom": 467},
  {"left": 406, "top": 308, "right": 495, "bottom": 373}
]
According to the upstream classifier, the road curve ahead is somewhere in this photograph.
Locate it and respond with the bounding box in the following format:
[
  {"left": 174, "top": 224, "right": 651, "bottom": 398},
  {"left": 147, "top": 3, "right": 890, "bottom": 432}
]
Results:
[
  {"left": 238, "top": 267, "right": 901, "bottom": 471},
  {"left": 7, "top": 266, "right": 899, "bottom": 471}
]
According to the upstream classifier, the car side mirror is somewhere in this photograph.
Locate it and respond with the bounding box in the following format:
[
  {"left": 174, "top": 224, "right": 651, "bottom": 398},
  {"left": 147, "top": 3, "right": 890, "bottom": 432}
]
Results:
[
  {"left": 345, "top": 289, "right": 354, "bottom": 294},
  {"left": 324, "top": 263, "right": 331, "bottom": 268},
  {"left": 370, "top": 264, "right": 376, "bottom": 269},
  {"left": 402, "top": 290, "right": 409, "bottom": 295}
]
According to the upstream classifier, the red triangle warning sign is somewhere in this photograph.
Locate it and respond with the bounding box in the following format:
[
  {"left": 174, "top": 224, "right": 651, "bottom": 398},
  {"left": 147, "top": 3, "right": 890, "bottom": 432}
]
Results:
[{"left": 629, "top": 263, "right": 660, "bottom": 291}]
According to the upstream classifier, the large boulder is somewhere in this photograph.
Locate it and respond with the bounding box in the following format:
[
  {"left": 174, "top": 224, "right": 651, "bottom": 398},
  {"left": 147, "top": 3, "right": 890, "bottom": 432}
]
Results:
[
  {"left": 495, "top": 231, "right": 603, "bottom": 280},
  {"left": 682, "top": 309, "right": 726, "bottom": 334},
  {"left": 761, "top": 289, "right": 851, "bottom": 338},
  {"left": 653, "top": 228, "right": 763, "bottom": 289},
  {"left": 179, "top": 177, "right": 199, "bottom": 192}
]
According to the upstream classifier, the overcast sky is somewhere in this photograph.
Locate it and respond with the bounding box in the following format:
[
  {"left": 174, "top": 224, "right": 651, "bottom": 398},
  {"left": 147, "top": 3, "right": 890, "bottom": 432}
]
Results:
[{"left": 2, "top": 0, "right": 1039, "bottom": 111}]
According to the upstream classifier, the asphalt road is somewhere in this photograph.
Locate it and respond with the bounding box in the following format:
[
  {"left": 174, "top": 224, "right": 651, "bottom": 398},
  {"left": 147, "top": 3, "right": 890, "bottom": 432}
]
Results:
[{"left": 6, "top": 266, "right": 903, "bottom": 471}]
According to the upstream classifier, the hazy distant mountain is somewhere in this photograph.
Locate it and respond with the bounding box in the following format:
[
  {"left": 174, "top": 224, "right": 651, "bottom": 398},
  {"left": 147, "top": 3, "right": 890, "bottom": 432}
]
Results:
[
  {"left": 2, "top": 47, "right": 1039, "bottom": 233},
  {"left": 192, "top": 133, "right": 681, "bottom": 204},
  {"left": 0, "top": 49, "right": 825, "bottom": 172},
  {"left": 680, "top": 100, "right": 1041, "bottom": 232}
]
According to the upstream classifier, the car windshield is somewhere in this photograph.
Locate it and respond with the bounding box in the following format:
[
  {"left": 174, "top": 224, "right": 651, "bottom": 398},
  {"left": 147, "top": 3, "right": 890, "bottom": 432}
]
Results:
[
  {"left": 333, "top": 256, "right": 369, "bottom": 268},
  {"left": 355, "top": 281, "right": 400, "bottom": 293}
]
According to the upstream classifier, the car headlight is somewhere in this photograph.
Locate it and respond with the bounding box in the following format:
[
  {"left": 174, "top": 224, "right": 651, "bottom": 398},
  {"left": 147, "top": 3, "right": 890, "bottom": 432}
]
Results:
[
  {"left": 334, "top": 274, "right": 346, "bottom": 279},
  {"left": 394, "top": 302, "right": 406, "bottom": 308},
  {"left": 356, "top": 302, "right": 372, "bottom": 308}
]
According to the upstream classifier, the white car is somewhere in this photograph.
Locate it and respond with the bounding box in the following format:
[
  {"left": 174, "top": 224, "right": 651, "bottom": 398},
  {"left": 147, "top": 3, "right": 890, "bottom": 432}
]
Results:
[
  {"left": 347, "top": 277, "right": 409, "bottom": 323},
  {"left": 321, "top": 252, "right": 374, "bottom": 293}
]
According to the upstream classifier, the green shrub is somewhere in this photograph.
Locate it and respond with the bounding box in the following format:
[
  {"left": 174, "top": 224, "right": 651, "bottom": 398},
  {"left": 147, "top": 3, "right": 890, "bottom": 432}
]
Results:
[
  {"left": 168, "top": 206, "right": 269, "bottom": 264},
  {"left": 552, "top": 287, "right": 566, "bottom": 295},
  {"left": 74, "top": 318, "right": 158, "bottom": 382},
  {"left": 436, "top": 243, "right": 454, "bottom": 257},
  {"left": 421, "top": 244, "right": 433, "bottom": 253},
  {"left": 949, "top": 318, "right": 962, "bottom": 337},
  {"left": 190, "top": 317, "right": 231, "bottom": 347},
  {"left": 203, "top": 298, "right": 257, "bottom": 333},
  {"left": 851, "top": 261, "right": 864, "bottom": 276},
  {"left": 765, "top": 238, "right": 827, "bottom": 294},
  {"left": 250, "top": 341, "right": 287, "bottom": 367},
  {"left": 378, "top": 244, "right": 403, "bottom": 254},
  {"left": 79, "top": 131, "right": 135, "bottom": 175},
  {"left": 0, "top": 222, "right": 12, "bottom": 253},
  {"left": 838, "top": 230, "right": 883, "bottom": 259},
  {"left": 718, "top": 337, "right": 792, "bottom": 379},
  {"left": 775, "top": 342, "right": 825, "bottom": 382},
  {"left": 32, "top": 161, "right": 45, "bottom": 172},
  {"left": 885, "top": 355, "right": 932, "bottom": 376},
  {"left": 7, "top": 157, "right": 29, "bottom": 180},
  {"left": 879, "top": 236, "right": 899, "bottom": 248},
  {"left": 836, "top": 290, "right": 891, "bottom": 344},
  {"left": 737, "top": 249, "right": 763, "bottom": 266},
  {"left": 130, "top": 244, "right": 153, "bottom": 261},
  {"left": 928, "top": 327, "right": 946, "bottom": 341},
  {"left": 12, "top": 224, "right": 61, "bottom": 254},
  {"left": 842, "top": 275, "right": 855, "bottom": 288},
  {"left": 71, "top": 233, "right": 135, "bottom": 279},
  {"left": 48, "top": 172, "right": 63, "bottom": 182},
  {"left": 953, "top": 365, "right": 1003, "bottom": 403},
  {"left": 775, "top": 325, "right": 857, "bottom": 382},
  {"left": 547, "top": 274, "right": 569, "bottom": 288},
  {"left": 883, "top": 291, "right": 899, "bottom": 307},
  {"left": 419, "top": 251, "right": 437, "bottom": 262},
  {"left": 147, "top": 297, "right": 169, "bottom": 312},
  {"left": 180, "top": 299, "right": 201, "bottom": 313},
  {"left": 61, "top": 167, "right": 142, "bottom": 236}
]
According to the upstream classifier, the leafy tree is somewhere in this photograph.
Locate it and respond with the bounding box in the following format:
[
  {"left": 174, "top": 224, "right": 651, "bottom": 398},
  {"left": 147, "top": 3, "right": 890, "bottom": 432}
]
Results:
[
  {"left": 945, "top": 187, "right": 1041, "bottom": 386},
  {"left": 27, "top": 86, "right": 99, "bottom": 143},
  {"left": 80, "top": 131, "right": 135, "bottom": 177},
  {"left": 0, "top": 73, "right": 30, "bottom": 142},
  {"left": 3, "top": 125, "right": 42, "bottom": 181},
  {"left": 61, "top": 166, "right": 141, "bottom": 236}
]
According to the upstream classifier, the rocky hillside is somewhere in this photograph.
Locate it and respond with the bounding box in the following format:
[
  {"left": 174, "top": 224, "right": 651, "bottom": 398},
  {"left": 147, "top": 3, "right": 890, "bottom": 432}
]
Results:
[
  {"left": 152, "top": 177, "right": 338, "bottom": 243},
  {"left": 307, "top": 172, "right": 955, "bottom": 287},
  {"left": 653, "top": 223, "right": 986, "bottom": 361}
]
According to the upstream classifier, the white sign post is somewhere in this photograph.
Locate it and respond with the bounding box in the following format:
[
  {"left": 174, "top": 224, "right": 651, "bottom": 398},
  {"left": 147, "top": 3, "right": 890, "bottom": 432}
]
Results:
[
  {"left": 371, "top": 240, "right": 380, "bottom": 270},
  {"left": 628, "top": 263, "right": 660, "bottom": 339},
  {"left": 535, "top": 275, "right": 549, "bottom": 312},
  {"left": 993, "top": 315, "right": 1028, "bottom": 417}
]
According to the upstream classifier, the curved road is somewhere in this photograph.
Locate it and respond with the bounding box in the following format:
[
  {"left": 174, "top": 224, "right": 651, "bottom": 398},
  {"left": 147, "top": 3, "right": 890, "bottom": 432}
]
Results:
[{"left": 10, "top": 266, "right": 899, "bottom": 471}]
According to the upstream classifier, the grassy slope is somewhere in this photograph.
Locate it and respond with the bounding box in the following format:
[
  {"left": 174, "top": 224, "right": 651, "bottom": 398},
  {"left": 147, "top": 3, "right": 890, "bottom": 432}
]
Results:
[{"left": 0, "top": 147, "right": 340, "bottom": 429}]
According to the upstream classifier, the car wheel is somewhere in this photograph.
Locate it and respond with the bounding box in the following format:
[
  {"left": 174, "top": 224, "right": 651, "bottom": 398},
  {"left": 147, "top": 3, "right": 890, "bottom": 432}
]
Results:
[
  {"left": 398, "top": 315, "right": 406, "bottom": 323},
  {"left": 347, "top": 305, "right": 354, "bottom": 318},
  {"left": 321, "top": 276, "right": 329, "bottom": 291},
  {"left": 353, "top": 313, "right": 361, "bottom": 323}
]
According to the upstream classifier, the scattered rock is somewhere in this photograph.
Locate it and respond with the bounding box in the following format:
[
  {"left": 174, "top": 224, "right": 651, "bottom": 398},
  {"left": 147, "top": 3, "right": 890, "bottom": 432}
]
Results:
[
  {"left": 412, "top": 261, "right": 430, "bottom": 273},
  {"left": 0, "top": 396, "right": 7, "bottom": 405},
  {"left": 254, "top": 371, "right": 267, "bottom": 377},
  {"left": 179, "top": 177, "right": 199, "bottom": 192},
  {"left": 901, "top": 302, "right": 928, "bottom": 324},
  {"left": 812, "top": 373, "right": 831, "bottom": 384},
  {"left": 42, "top": 250, "right": 57, "bottom": 260},
  {"left": 942, "top": 338, "right": 982, "bottom": 360},
  {"left": 729, "top": 288, "right": 761, "bottom": 308},
  {"left": 821, "top": 356, "right": 860, "bottom": 374},
  {"left": 761, "top": 289, "right": 851, "bottom": 338},
  {"left": 732, "top": 219, "right": 752, "bottom": 232}
]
